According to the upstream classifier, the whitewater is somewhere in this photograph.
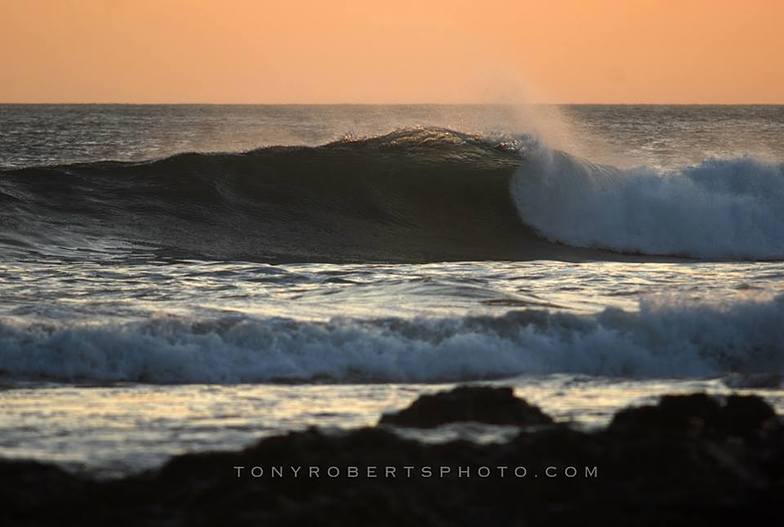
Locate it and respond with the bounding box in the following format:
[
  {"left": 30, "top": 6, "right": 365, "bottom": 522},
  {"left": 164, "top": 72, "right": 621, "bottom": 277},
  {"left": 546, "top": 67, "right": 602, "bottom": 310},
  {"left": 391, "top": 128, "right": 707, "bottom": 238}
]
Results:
[
  {"left": 1, "top": 293, "right": 782, "bottom": 383},
  {"left": 0, "top": 104, "right": 782, "bottom": 476},
  {"left": 513, "top": 148, "right": 784, "bottom": 259}
]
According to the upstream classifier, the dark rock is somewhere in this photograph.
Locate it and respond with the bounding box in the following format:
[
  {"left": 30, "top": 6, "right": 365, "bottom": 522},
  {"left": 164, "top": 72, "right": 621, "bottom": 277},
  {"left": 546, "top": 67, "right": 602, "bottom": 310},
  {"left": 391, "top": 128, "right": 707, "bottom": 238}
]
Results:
[
  {"left": 608, "top": 393, "right": 778, "bottom": 439},
  {"left": 609, "top": 393, "right": 721, "bottom": 435},
  {"left": 379, "top": 385, "right": 553, "bottom": 428},
  {"left": 723, "top": 394, "right": 778, "bottom": 438},
  {"left": 2, "top": 388, "right": 782, "bottom": 526}
]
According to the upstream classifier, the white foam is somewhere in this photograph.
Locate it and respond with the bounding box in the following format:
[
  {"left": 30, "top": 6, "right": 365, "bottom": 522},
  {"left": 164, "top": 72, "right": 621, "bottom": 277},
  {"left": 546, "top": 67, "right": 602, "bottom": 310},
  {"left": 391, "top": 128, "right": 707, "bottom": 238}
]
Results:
[
  {"left": 1, "top": 295, "right": 782, "bottom": 383},
  {"left": 511, "top": 147, "right": 784, "bottom": 259}
]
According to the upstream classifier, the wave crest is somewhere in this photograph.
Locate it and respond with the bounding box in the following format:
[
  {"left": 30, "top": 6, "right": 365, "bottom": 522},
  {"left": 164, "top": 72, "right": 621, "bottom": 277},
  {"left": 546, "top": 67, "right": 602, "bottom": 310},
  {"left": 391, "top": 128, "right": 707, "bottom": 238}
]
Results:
[
  {"left": 512, "top": 147, "right": 784, "bottom": 259},
  {"left": 0, "top": 128, "right": 570, "bottom": 263},
  {"left": 1, "top": 295, "right": 782, "bottom": 384}
]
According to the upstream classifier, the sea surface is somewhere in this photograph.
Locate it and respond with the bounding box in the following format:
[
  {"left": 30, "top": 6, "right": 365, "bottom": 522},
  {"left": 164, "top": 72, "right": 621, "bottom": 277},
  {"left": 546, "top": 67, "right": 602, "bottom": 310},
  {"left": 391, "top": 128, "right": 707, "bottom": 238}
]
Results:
[{"left": 1, "top": 104, "right": 783, "bottom": 477}]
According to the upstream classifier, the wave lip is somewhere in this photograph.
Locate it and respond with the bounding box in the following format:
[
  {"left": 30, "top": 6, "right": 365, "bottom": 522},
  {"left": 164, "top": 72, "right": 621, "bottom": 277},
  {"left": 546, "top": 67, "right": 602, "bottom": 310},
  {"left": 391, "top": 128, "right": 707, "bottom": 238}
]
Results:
[
  {"left": 512, "top": 148, "right": 784, "bottom": 260},
  {"left": 1, "top": 295, "right": 782, "bottom": 384}
]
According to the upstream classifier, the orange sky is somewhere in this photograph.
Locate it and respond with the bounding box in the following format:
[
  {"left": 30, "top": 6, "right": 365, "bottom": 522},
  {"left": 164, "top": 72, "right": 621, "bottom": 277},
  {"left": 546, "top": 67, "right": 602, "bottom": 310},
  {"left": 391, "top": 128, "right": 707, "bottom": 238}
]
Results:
[{"left": 1, "top": 0, "right": 782, "bottom": 103}]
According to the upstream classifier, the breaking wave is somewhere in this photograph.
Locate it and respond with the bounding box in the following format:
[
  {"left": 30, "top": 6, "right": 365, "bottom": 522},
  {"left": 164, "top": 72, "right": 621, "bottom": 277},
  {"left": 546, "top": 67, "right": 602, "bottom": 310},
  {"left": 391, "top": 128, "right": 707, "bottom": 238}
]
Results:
[
  {"left": 512, "top": 147, "right": 784, "bottom": 259},
  {"left": 1, "top": 127, "right": 782, "bottom": 263},
  {"left": 1, "top": 295, "right": 782, "bottom": 384}
]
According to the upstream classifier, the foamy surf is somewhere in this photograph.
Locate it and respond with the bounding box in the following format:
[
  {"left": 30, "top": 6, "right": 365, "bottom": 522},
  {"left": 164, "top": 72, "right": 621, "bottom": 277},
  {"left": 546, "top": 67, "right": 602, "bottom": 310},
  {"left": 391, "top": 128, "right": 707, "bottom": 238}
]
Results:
[
  {"left": 512, "top": 146, "right": 784, "bottom": 259},
  {"left": 1, "top": 294, "right": 782, "bottom": 384}
]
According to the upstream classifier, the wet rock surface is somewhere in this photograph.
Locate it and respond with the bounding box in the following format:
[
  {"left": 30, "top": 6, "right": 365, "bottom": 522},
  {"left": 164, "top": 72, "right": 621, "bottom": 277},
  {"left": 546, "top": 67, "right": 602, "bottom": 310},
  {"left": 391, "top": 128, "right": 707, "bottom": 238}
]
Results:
[
  {"left": 2, "top": 387, "right": 783, "bottom": 526},
  {"left": 379, "top": 385, "right": 553, "bottom": 427}
]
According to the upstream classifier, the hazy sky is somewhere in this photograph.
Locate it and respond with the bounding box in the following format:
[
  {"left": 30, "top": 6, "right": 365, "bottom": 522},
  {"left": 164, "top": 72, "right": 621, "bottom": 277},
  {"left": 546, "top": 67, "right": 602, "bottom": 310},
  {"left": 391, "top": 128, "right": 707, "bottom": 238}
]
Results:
[{"left": 1, "top": 0, "right": 782, "bottom": 103}]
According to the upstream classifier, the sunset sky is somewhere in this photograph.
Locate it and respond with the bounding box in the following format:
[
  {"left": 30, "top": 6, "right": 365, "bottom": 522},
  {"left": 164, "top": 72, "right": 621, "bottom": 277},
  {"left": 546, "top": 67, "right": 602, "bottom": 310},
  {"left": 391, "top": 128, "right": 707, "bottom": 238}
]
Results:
[{"left": 1, "top": 0, "right": 782, "bottom": 104}]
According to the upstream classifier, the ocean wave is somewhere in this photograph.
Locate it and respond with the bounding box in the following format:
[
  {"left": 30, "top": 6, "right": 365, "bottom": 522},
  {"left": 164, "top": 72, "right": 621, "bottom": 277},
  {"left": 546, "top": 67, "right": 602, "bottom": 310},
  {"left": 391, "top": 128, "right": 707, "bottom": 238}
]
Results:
[
  {"left": 0, "top": 128, "right": 583, "bottom": 263},
  {"left": 512, "top": 147, "right": 784, "bottom": 259},
  {"left": 1, "top": 295, "right": 782, "bottom": 384},
  {"left": 2, "top": 127, "right": 782, "bottom": 263}
]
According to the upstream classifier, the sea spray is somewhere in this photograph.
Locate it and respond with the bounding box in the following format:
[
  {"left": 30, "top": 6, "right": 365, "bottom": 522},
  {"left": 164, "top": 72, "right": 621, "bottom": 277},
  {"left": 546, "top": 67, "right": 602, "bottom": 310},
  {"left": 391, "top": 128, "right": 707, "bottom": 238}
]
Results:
[{"left": 512, "top": 146, "right": 784, "bottom": 259}]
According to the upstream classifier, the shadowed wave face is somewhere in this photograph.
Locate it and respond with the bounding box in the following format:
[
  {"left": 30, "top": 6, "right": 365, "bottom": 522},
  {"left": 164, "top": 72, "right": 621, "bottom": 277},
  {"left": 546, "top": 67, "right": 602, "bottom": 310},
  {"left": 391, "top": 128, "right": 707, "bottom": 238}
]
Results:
[
  {"left": 1, "top": 127, "right": 782, "bottom": 263},
  {"left": 0, "top": 128, "right": 583, "bottom": 263}
]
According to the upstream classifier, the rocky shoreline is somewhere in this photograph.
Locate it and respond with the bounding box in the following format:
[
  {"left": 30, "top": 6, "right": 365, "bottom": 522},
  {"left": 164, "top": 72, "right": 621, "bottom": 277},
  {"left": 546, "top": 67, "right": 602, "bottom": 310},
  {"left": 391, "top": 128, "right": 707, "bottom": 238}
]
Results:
[{"left": 3, "top": 386, "right": 783, "bottom": 526}]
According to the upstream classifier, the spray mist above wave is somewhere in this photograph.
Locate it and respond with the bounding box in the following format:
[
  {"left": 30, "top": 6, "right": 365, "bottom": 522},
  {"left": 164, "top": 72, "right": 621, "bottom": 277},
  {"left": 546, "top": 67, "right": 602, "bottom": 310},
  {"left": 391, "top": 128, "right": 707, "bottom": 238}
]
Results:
[
  {"left": 512, "top": 146, "right": 784, "bottom": 259},
  {"left": 1, "top": 295, "right": 782, "bottom": 384}
]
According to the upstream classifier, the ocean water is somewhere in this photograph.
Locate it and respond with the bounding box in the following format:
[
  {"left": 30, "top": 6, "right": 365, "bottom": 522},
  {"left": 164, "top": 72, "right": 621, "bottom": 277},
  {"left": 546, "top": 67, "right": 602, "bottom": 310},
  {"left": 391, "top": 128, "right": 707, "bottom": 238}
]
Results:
[{"left": 1, "top": 104, "right": 783, "bottom": 477}]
